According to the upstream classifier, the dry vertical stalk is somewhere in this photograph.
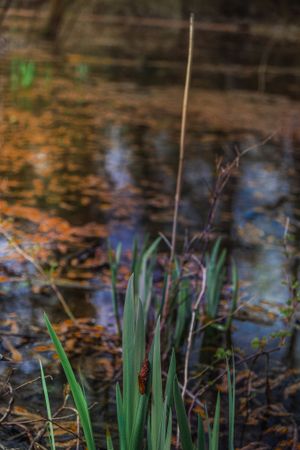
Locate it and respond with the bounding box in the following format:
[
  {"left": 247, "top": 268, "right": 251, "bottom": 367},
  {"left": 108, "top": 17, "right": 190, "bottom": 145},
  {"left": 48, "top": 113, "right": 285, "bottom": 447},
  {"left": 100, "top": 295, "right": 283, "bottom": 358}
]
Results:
[
  {"left": 170, "top": 13, "right": 194, "bottom": 265},
  {"left": 175, "top": 265, "right": 206, "bottom": 449},
  {"left": 162, "top": 13, "right": 194, "bottom": 322},
  {"left": 182, "top": 266, "right": 206, "bottom": 401}
]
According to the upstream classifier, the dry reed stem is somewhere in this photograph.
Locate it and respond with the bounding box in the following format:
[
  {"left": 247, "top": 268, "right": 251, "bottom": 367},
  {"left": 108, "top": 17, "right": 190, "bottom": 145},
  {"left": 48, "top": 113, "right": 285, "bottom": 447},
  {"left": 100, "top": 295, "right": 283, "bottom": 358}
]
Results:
[{"left": 162, "top": 13, "right": 194, "bottom": 322}]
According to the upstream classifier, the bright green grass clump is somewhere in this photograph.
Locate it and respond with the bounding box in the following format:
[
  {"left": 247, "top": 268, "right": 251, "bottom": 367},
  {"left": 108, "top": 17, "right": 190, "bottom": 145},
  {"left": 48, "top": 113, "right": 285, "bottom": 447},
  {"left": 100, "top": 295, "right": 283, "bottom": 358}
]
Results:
[{"left": 42, "top": 273, "right": 235, "bottom": 449}]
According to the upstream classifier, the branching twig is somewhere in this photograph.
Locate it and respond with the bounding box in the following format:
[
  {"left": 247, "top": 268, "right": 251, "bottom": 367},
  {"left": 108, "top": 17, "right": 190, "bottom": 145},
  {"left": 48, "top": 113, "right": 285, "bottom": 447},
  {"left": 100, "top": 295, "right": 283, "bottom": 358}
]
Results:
[
  {"left": 188, "top": 132, "right": 276, "bottom": 260},
  {"left": 199, "top": 346, "right": 280, "bottom": 398}
]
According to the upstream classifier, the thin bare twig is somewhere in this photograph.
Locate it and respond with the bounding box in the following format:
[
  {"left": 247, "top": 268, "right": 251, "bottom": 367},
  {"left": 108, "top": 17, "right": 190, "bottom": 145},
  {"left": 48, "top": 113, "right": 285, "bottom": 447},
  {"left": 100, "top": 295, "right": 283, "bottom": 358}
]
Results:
[
  {"left": 0, "top": 225, "right": 76, "bottom": 323},
  {"left": 240, "top": 132, "right": 277, "bottom": 157},
  {"left": 187, "top": 132, "right": 277, "bottom": 260},
  {"left": 0, "top": 383, "right": 13, "bottom": 424},
  {"left": 199, "top": 346, "right": 281, "bottom": 398},
  {"left": 27, "top": 391, "right": 80, "bottom": 449},
  {"left": 14, "top": 375, "right": 53, "bottom": 392},
  {"left": 182, "top": 266, "right": 206, "bottom": 400},
  {"left": 162, "top": 370, "right": 205, "bottom": 409},
  {"left": 192, "top": 297, "right": 252, "bottom": 335}
]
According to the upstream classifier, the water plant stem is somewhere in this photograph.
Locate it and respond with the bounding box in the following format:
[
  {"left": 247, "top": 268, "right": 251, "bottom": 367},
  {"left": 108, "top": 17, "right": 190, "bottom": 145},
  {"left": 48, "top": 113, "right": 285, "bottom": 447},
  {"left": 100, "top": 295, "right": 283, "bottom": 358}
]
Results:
[{"left": 162, "top": 13, "right": 194, "bottom": 322}]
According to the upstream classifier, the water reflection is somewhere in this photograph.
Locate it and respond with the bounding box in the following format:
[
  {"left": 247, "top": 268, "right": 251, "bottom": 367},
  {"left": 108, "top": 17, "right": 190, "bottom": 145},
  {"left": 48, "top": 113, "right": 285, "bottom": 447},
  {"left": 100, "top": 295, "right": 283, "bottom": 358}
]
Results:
[
  {"left": 105, "top": 126, "right": 132, "bottom": 190},
  {"left": 1, "top": 13, "right": 300, "bottom": 449},
  {"left": 0, "top": 12, "right": 299, "bottom": 351}
]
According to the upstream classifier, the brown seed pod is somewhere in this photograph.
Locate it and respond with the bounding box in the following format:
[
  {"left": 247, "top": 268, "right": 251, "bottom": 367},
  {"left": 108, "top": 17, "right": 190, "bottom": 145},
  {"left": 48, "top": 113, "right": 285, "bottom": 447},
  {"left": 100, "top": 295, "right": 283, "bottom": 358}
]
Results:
[{"left": 138, "top": 358, "right": 150, "bottom": 395}]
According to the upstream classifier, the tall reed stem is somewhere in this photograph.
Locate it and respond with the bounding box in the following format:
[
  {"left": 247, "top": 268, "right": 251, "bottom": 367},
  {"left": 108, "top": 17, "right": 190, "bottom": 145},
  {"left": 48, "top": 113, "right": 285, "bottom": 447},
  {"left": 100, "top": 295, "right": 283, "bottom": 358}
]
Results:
[{"left": 162, "top": 14, "right": 194, "bottom": 321}]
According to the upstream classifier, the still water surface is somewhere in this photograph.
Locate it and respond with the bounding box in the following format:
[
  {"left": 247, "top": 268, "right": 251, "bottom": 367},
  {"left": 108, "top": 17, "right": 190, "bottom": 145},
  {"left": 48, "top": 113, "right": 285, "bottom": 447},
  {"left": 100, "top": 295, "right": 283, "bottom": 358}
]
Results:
[{"left": 0, "top": 11, "right": 300, "bottom": 443}]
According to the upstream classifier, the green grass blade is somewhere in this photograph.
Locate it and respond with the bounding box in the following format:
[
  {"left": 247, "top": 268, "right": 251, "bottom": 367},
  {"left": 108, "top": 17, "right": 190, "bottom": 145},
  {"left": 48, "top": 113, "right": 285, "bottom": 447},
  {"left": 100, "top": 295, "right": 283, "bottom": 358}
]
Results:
[
  {"left": 136, "top": 299, "right": 146, "bottom": 382},
  {"left": 206, "top": 404, "right": 212, "bottom": 450},
  {"left": 158, "top": 272, "right": 168, "bottom": 318},
  {"left": 106, "top": 430, "right": 115, "bottom": 450},
  {"left": 211, "top": 393, "right": 220, "bottom": 450},
  {"left": 173, "top": 376, "right": 194, "bottom": 450},
  {"left": 44, "top": 314, "right": 96, "bottom": 450},
  {"left": 165, "top": 349, "right": 176, "bottom": 411},
  {"left": 143, "top": 237, "right": 161, "bottom": 260},
  {"left": 39, "top": 361, "right": 56, "bottom": 450},
  {"left": 174, "top": 280, "right": 189, "bottom": 348},
  {"left": 226, "top": 262, "right": 239, "bottom": 330},
  {"left": 151, "top": 319, "right": 164, "bottom": 450},
  {"left": 227, "top": 357, "right": 235, "bottom": 450},
  {"left": 123, "top": 275, "right": 136, "bottom": 442},
  {"left": 215, "top": 249, "right": 226, "bottom": 274},
  {"left": 147, "top": 415, "right": 152, "bottom": 450},
  {"left": 130, "top": 394, "right": 149, "bottom": 450},
  {"left": 122, "top": 275, "right": 146, "bottom": 447},
  {"left": 206, "top": 239, "right": 226, "bottom": 318},
  {"left": 197, "top": 415, "right": 205, "bottom": 450},
  {"left": 131, "top": 237, "right": 139, "bottom": 273},
  {"left": 116, "top": 383, "right": 127, "bottom": 450},
  {"left": 108, "top": 240, "right": 122, "bottom": 337},
  {"left": 164, "top": 410, "right": 172, "bottom": 450},
  {"left": 231, "top": 262, "right": 238, "bottom": 312},
  {"left": 210, "top": 238, "right": 222, "bottom": 263},
  {"left": 139, "top": 237, "right": 160, "bottom": 317},
  {"left": 116, "top": 242, "right": 122, "bottom": 264}
]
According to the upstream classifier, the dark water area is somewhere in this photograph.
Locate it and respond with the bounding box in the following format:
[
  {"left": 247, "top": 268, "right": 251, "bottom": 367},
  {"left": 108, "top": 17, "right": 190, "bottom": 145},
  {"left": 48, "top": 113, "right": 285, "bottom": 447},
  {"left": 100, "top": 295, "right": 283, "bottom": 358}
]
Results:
[{"left": 0, "top": 8, "right": 300, "bottom": 448}]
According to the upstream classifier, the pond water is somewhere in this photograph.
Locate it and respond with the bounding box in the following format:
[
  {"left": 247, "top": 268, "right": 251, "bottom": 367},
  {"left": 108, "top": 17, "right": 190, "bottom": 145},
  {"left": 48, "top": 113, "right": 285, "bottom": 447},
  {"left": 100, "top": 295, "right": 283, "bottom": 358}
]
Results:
[{"left": 0, "top": 9, "right": 300, "bottom": 447}]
